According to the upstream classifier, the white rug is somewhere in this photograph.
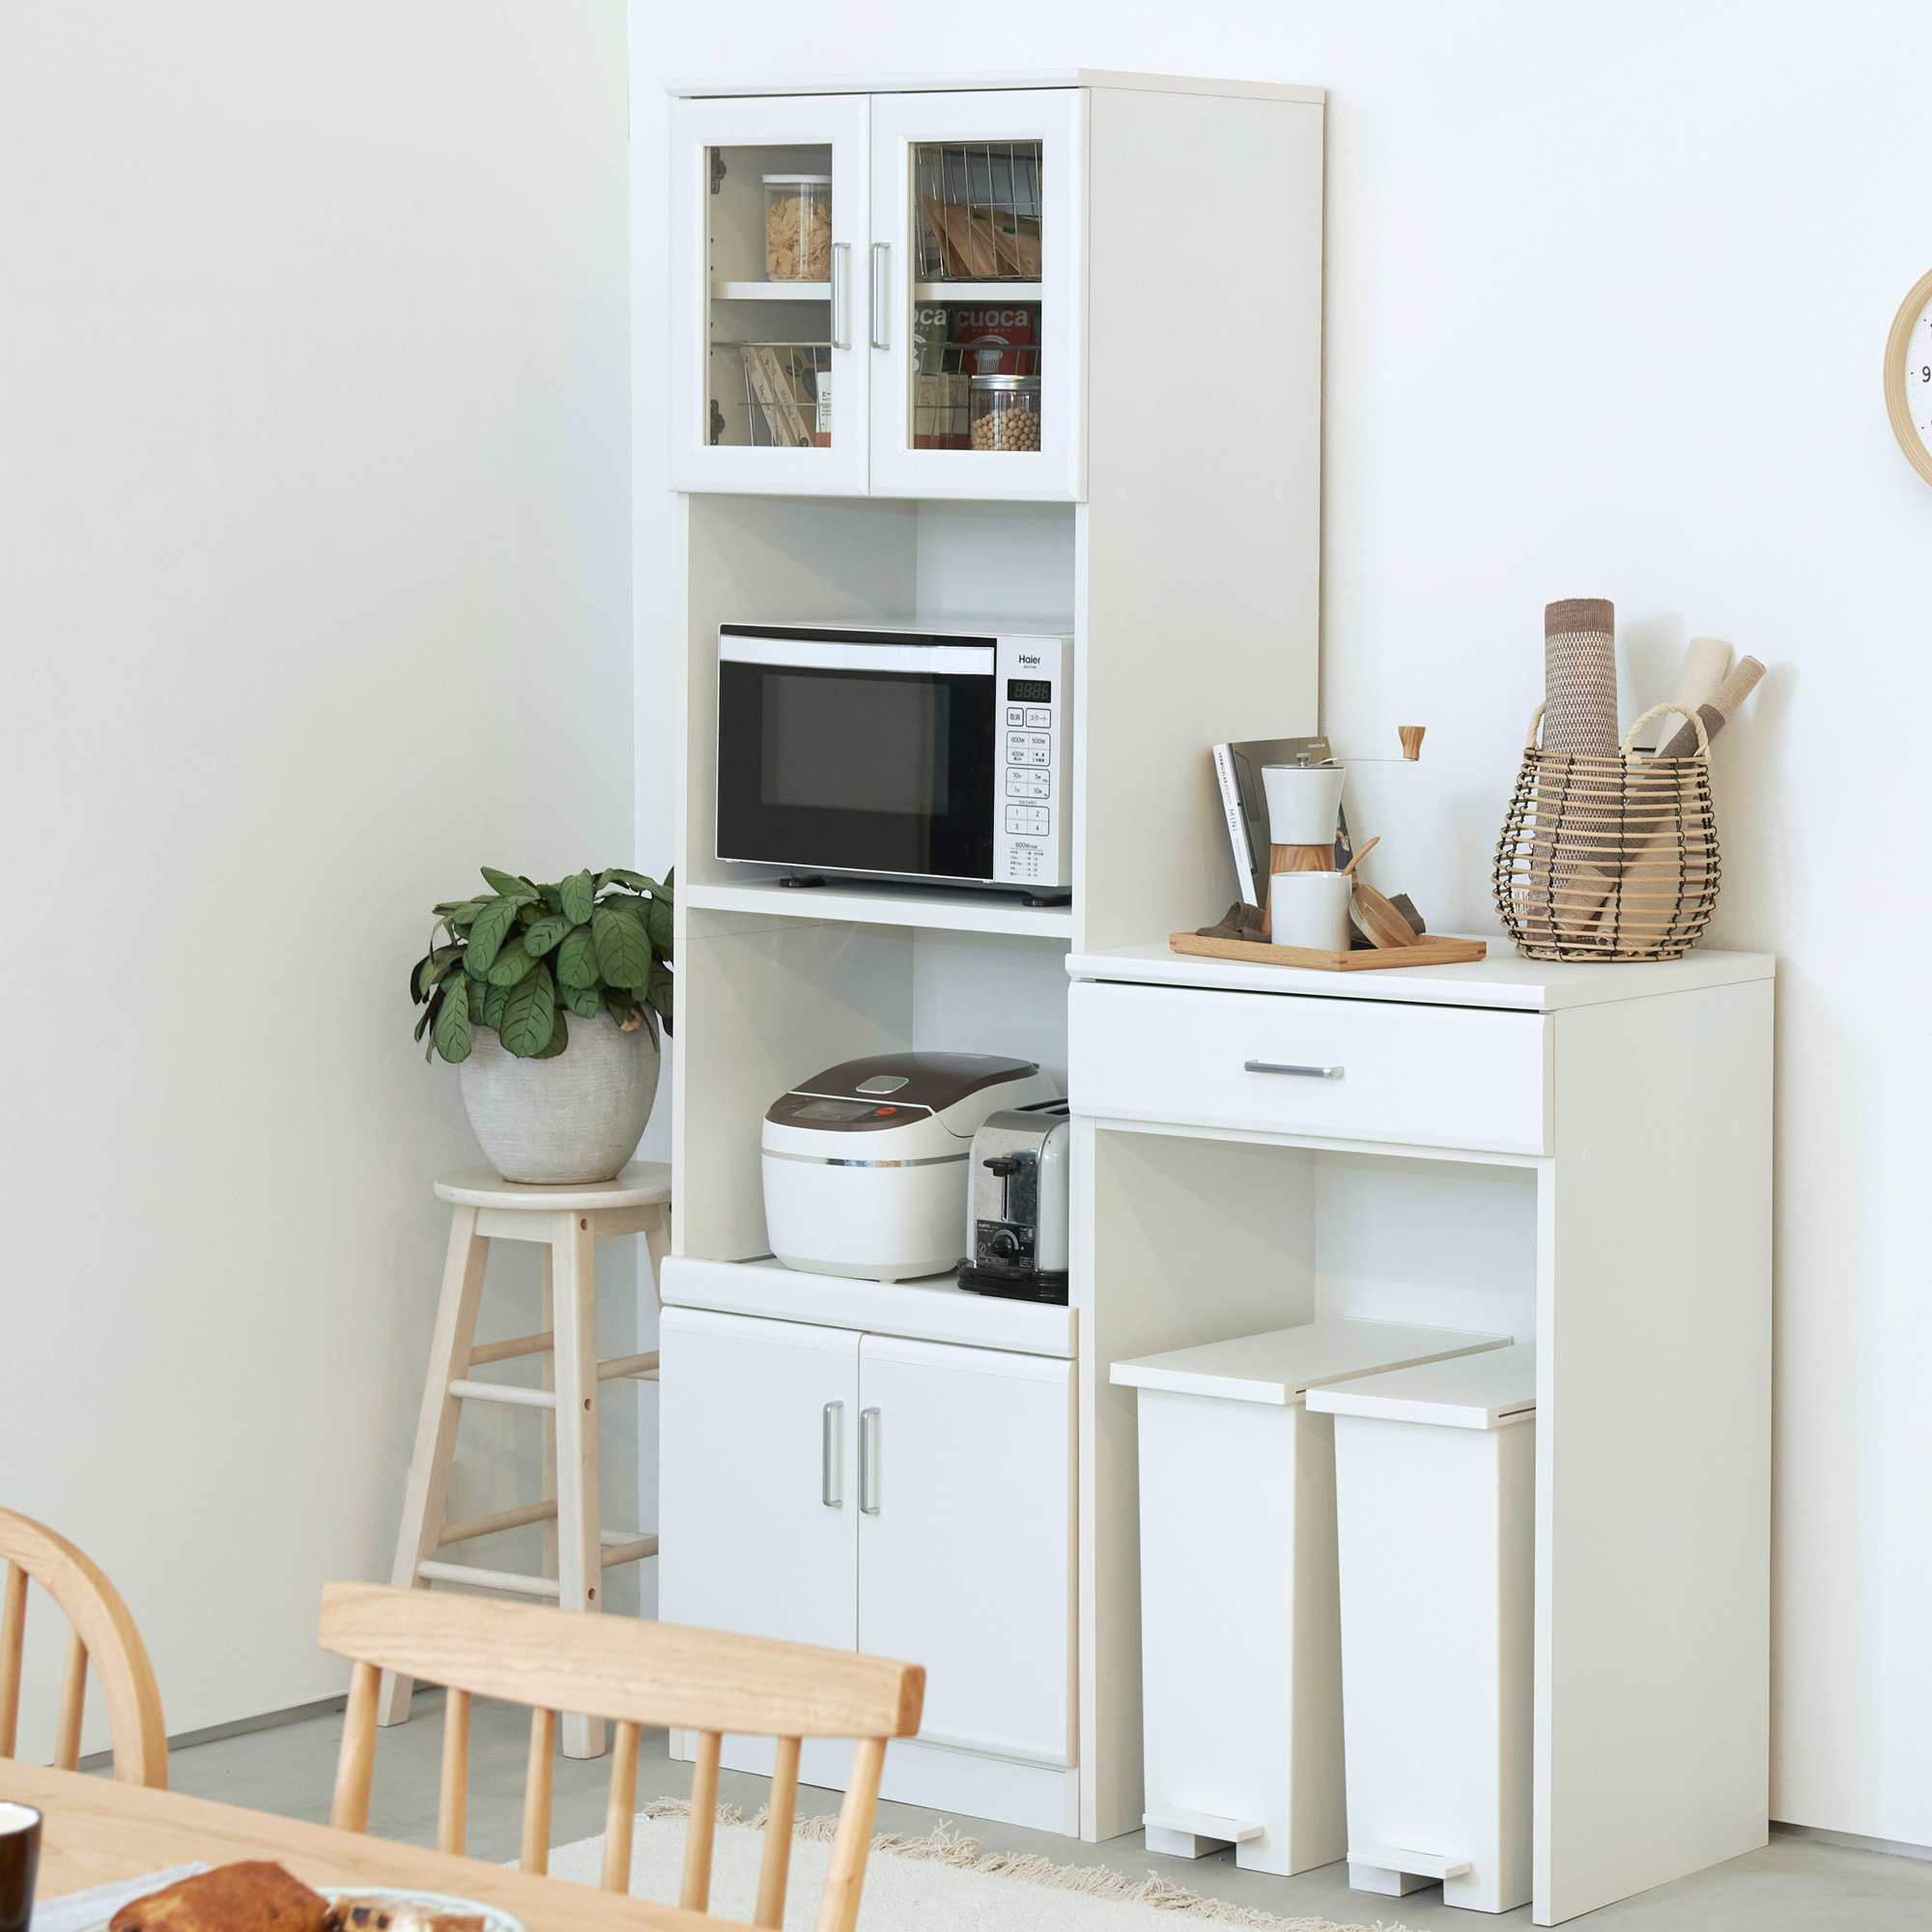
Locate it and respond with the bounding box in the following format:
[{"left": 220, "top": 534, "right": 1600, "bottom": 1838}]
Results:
[{"left": 544, "top": 1801, "right": 1411, "bottom": 1932}]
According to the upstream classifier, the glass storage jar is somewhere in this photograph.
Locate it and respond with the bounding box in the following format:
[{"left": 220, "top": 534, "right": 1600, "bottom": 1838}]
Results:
[
  {"left": 764, "top": 175, "right": 832, "bottom": 281},
  {"left": 969, "top": 374, "right": 1042, "bottom": 450}
]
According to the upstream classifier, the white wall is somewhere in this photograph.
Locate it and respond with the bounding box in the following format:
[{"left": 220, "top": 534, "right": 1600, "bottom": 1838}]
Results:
[
  {"left": 0, "top": 1, "right": 640, "bottom": 1748},
  {"left": 631, "top": 3, "right": 1932, "bottom": 1846}
]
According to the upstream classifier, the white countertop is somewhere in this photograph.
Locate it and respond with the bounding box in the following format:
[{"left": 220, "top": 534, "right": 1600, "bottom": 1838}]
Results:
[
  {"left": 1109, "top": 1318, "right": 1510, "bottom": 1406},
  {"left": 1066, "top": 939, "right": 1776, "bottom": 1012},
  {"left": 1306, "top": 1341, "right": 1538, "bottom": 1430}
]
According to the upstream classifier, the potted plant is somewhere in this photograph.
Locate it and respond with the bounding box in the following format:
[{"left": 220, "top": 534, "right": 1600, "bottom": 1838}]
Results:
[{"left": 410, "top": 866, "right": 673, "bottom": 1184}]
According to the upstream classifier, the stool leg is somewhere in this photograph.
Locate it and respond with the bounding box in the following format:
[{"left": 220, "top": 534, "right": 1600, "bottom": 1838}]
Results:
[
  {"left": 552, "top": 1208, "right": 606, "bottom": 1759},
  {"left": 381, "top": 1205, "right": 491, "bottom": 1726},
  {"left": 540, "top": 1248, "right": 559, "bottom": 1589}
]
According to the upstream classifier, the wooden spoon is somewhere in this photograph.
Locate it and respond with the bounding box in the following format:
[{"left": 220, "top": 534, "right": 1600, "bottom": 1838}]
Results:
[{"left": 1339, "top": 835, "right": 1379, "bottom": 879}]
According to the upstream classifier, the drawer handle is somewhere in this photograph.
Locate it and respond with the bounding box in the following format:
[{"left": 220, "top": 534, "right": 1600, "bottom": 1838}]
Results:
[
  {"left": 821, "top": 1401, "right": 843, "bottom": 1508},
  {"left": 1244, "top": 1059, "right": 1344, "bottom": 1080},
  {"left": 859, "top": 1406, "right": 881, "bottom": 1515}
]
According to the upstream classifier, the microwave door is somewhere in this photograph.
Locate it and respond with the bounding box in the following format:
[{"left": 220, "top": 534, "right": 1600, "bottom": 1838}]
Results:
[{"left": 717, "top": 636, "right": 998, "bottom": 883}]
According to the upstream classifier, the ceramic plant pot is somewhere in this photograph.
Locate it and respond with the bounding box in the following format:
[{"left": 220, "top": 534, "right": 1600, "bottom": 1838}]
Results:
[{"left": 459, "top": 1009, "right": 660, "bottom": 1184}]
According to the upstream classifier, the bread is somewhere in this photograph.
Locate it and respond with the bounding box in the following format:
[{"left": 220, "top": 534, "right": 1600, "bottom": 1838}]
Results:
[
  {"left": 110, "top": 1862, "right": 330, "bottom": 1932},
  {"left": 326, "top": 1898, "right": 484, "bottom": 1932}
]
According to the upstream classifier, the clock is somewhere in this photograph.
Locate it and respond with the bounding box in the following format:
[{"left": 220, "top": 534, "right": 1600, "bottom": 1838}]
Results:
[{"left": 1884, "top": 268, "right": 1932, "bottom": 485}]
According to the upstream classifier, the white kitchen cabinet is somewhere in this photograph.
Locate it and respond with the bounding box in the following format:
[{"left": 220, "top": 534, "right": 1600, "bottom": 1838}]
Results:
[
  {"left": 659, "top": 1295, "right": 1075, "bottom": 1822},
  {"left": 866, "top": 88, "right": 1083, "bottom": 501},
  {"left": 857, "top": 1335, "right": 1073, "bottom": 1768},
  {"left": 657, "top": 1307, "right": 858, "bottom": 1652},
  {"left": 669, "top": 93, "right": 870, "bottom": 495}
]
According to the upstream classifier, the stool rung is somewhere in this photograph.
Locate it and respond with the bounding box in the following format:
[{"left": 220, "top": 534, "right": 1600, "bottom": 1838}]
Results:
[
  {"left": 596, "top": 1351, "right": 661, "bottom": 1382},
  {"left": 440, "top": 1500, "right": 559, "bottom": 1546},
  {"left": 449, "top": 1378, "right": 556, "bottom": 1410},
  {"left": 468, "top": 1332, "right": 552, "bottom": 1366},
  {"left": 417, "top": 1559, "right": 561, "bottom": 1598},
  {"left": 599, "top": 1532, "right": 661, "bottom": 1568}
]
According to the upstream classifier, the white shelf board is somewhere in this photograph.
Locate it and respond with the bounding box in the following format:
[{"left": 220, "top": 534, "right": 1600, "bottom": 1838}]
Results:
[
  {"left": 685, "top": 874, "right": 1072, "bottom": 939},
  {"left": 1306, "top": 1342, "right": 1536, "bottom": 1432},
  {"left": 668, "top": 71, "right": 1326, "bottom": 105},
  {"left": 714, "top": 280, "right": 829, "bottom": 301},
  {"left": 1066, "top": 939, "right": 1776, "bottom": 1012},
  {"left": 1109, "top": 1318, "right": 1509, "bottom": 1407},
  {"left": 914, "top": 281, "right": 1042, "bottom": 302},
  {"left": 663, "top": 1254, "right": 1076, "bottom": 1358}
]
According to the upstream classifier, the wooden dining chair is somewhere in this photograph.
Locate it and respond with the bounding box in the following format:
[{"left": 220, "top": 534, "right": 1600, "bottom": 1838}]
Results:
[
  {"left": 0, "top": 1507, "right": 168, "bottom": 1788},
  {"left": 319, "top": 1581, "right": 923, "bottom": 1932}
]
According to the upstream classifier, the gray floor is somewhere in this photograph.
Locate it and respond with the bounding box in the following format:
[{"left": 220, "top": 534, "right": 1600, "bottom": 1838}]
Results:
[{"left": 155, "top": 1691, "right": 1932, "bottom": 1929}]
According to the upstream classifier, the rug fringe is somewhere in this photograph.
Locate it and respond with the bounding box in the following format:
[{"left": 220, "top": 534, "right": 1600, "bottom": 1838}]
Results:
[{"left": 637, "top": 1800, "right": 1412, "bottom": 1932}]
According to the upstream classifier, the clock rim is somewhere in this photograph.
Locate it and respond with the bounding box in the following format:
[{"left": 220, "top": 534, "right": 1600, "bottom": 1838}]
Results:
[{"left": 1884, "top": 267, "right": 1932, "bottom": 487}]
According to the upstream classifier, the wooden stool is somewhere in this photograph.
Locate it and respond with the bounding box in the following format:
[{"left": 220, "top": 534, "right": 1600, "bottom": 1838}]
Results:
[{"left": 379, "top": 1161, "right": 670, "bottom": 1759}]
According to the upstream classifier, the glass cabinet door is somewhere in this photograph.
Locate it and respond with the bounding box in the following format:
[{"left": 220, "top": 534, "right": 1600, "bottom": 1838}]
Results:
[
  {"left": 868, "top": 89, "right": 1085, "bottom": 501},
  {"left": 669, "top": 94, "right": 869, "bottom": 495}
]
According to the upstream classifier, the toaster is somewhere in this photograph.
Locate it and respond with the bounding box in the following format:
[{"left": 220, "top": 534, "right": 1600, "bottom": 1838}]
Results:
[
  {"left": 956, "top": 1099, "right": 1071, "bottom": 1304},
  {"left": 762, "top": 1053, "right": 1057, "bottom": 1281}
]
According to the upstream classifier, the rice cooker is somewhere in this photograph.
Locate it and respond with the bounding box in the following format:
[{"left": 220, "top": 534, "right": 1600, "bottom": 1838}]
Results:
[{"left": 762, "top": 1053, "right": 1057, "bottom": 1281}]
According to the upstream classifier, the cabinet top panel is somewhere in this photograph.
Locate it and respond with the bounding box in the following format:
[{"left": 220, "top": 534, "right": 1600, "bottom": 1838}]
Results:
[
  {"left": 666, "top": 71, "right": 1325, "bottom": 105},
  {"left": 1067, "top": 940, "right": 1776, "bottom": 1012}
]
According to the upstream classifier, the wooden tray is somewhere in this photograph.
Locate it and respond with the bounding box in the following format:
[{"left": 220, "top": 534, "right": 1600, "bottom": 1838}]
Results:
[{"left": 1169, "top": 932, "right": 1489, "bottom": 972}]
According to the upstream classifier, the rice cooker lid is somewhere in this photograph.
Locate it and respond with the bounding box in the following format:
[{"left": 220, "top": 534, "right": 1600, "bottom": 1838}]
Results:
[{"left": 766, "top": 1053, "right": 1041, "bottom": 1134}]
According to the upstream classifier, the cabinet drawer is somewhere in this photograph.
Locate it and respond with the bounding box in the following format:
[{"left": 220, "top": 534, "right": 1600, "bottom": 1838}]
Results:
[{"left": 1068, "top": 982, "right": 1550, "bottom": 1153}]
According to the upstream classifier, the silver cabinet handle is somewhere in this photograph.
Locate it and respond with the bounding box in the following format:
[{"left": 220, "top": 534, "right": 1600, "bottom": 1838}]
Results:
[
  {"left": 1244, "top": 1060, "right": 1345, "bottom": 1079},
  {"left": 869, "top": 242, "right": 890, "bottom": 350},
  {"left": 821, "top": 1401, "right": 843, "bottom": 1507},
  {"left": 830, "top": 242, "right": 850, "bottom": 351},
  {"left": 859, "top": 1406, "right": 881, "bottom": 1514}
]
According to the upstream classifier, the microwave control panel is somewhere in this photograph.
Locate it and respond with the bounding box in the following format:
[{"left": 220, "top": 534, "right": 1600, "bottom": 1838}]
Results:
[{"left": 995, "top": 634, "right": 1072, "bottom": 891}]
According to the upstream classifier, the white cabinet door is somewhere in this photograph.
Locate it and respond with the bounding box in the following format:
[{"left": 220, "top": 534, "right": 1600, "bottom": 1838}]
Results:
[
  {"left": 659, "top": 1307, "right": 859, "bottom": 1651},
  {"left": 857, "top": 1334, "right": 1074, "bottom": 1766},
  {"left": 867, "top": 89, "right": 1085, "bottom": 501},
  {"left": 669, "top": 93, "right": 869, "bottom": 495}
]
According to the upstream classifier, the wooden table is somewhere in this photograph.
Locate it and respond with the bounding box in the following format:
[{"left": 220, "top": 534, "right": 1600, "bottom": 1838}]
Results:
[{"left": 6, "top": 1764, "right": 712, "bottom": 1932}]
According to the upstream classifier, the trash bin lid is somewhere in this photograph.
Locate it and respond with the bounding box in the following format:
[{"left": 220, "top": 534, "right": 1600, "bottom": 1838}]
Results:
[
  {"left": 1305, "top": 1340, "right": 1536, "bottom": 1430},
  {"left": 1109, "top": 1319, "right": 1509, "bottom": 1407}
]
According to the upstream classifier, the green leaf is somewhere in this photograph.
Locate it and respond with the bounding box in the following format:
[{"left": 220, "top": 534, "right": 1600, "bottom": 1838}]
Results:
[
  {"left": 433, "top": 976, "right": 471, "bottom": 1063},
  {"left": 466, "top": 895, "right": 518, "bottom": 972},
  {"left": 409, "top": 952, "right": 432, "bottom": 1003},
  {"left": 561, "top": 980, "right": 601, "bottom": 1018},
  {"left": 413, "top": 944, "right": 465, "bottom": 1001},
  {"left": 600, "top": 867, "right": 663, "bottom": 895},
  {"left": 487, "top": 942, "right": 539, "bottom": 988},
  {"left": 435, "top": 897, "right": 489, "bottom": 928},
  {"left": 538, "top": 882, "right": 565, "bottom": 913},
  {"left": 556, "top": 924, "right": 599, "bottom": 990},
  {"left": 559, "top": 869, "right": 595, "bottom": 924},
  {"left": 600, "top": 984, "right": 639, "bottom": 1027},
  {"left": 499, "top": 961, "right": 556, "bottom": 1057},
  {"left": 523, "top": 911, "right": 574, "bottom": 956},
  {"left": 481, "top": 867, "right": 539, "bottom": 902},
  {"left": 482, "top": 980, "right": 510, "bottom": 1032},
  {"left": 592, "top": 902, "right": 652, "bottom": 989},
  {"left": 646, "top": 959, "right": 673, "bottom": 1037},
  {"left": 414, "top": 995, "right": 437, "bottom": 1043},
  {"left": 644, "top": 894, "right": 671, "bottom": 957},
  {"left": 533, "top": 1006, "right": 569, "bottom": 1059}
]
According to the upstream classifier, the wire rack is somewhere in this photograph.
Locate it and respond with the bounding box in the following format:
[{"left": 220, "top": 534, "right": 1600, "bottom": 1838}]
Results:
[
  {"left": 710, "top": 342, "right": 831, "bottom": 448},
  {"left": 914, "top": 141, "right": 1043, "bottom": 281}
]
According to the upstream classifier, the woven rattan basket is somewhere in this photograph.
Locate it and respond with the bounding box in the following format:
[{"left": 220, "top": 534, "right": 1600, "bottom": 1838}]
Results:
[{"left": 1493, "top": 701, "right": 1720, "bottom": 960}]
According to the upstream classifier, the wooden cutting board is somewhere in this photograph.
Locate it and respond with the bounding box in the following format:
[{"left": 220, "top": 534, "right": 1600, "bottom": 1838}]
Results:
[{"left": 1170, "top": 932, "right": 1489, "bottom": 971}]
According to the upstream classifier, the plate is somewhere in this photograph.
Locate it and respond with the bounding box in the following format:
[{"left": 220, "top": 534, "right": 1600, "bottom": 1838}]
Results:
[{"left": 323, "top": 1888, "right": 526, "bottom": 1932}]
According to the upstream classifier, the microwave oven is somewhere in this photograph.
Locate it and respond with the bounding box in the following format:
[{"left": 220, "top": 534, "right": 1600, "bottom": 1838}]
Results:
[{"left": 716, "top": 621, "right": 1073, "bottom": 898}]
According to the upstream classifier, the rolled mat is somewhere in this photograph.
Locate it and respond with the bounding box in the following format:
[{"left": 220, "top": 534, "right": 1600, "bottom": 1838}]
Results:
[{"left": 1544, "top": 597, "right": 1618, "bottom": 758}]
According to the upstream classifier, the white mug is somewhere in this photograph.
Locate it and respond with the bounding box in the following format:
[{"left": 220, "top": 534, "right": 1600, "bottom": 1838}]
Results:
[
  {"left": 1261, "top": 763, "right": 1346, "bottom": 847},
  {"left": 1269, "top": 869, "right": 1353, "bottom": 952}
]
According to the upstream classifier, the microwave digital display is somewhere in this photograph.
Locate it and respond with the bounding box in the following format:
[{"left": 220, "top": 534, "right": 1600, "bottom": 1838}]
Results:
[{"left": 1006, "top": 678, "right": 1052, "bottom": 702}]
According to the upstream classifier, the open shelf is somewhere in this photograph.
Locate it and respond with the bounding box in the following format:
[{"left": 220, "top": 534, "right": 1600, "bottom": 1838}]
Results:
[
  {"left": 683, "top": 873, "right": 1073, "bottom": 939},
  {"left": 714, "top": 280, "right": 830, "bottom": 300}
]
